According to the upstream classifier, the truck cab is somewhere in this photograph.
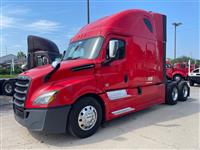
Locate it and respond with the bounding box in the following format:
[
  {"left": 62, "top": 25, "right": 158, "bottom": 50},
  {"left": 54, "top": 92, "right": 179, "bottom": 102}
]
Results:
[
  {"left": 0, "top": 36, "right": 61, "bottom": 96},
  {"left": 23, "top": 35, "right": 61, "bottom": 70},
  {"left": 166, "top": 61, "right": 198, "bottom": 81},
  {"left": 13, "top": 9, "right": 189, "bottom": 138}
]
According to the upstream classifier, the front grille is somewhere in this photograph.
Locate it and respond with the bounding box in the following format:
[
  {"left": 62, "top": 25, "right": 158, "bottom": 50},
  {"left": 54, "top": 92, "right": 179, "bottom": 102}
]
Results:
[{"left": 13, "top": 76, "right": 30, "bottom": 111}]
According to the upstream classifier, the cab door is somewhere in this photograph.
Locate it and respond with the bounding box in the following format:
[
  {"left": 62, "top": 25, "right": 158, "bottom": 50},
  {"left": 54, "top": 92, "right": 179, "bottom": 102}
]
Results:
[
  {"left": 99, "top": 35, "right": 128, "bottom": 91},
  {"left": 97, "top": 35, "right": 132, "bottom": 113}
]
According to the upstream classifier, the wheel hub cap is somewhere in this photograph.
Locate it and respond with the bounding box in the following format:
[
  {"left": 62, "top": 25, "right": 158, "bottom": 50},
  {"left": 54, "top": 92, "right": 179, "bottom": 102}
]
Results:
[
  {"left": 78, "top": 105, "right": 97, "bottom": 131},
  {"left": 175, "top": 76, "right": 180, "bottom": 81},
  {"left": 172, "top": 87, "right": 178, "bottom": 101},
  {"left": 5, "top": 84, "right": 12, "bottom": 93},
  {"left": 183, "top": 85, "right": 188, "bottom": 98}
]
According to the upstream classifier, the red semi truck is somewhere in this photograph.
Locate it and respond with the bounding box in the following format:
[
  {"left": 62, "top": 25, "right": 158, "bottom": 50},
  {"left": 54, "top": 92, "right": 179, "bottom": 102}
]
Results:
[
  {"left": 166, "top": 60, "right": 198, "bottom": 81},
  {"left": 13, "top": 9, "right": 190, "bottom": 138}
]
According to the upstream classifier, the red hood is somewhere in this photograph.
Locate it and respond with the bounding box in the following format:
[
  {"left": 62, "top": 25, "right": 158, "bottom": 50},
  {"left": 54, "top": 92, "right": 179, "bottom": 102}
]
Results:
[
  {"left": 20, "top": 59, "right": 96, "bottom": 80},
  {"left": 19, "top": 59, "right": 96, "bottom": 108}
]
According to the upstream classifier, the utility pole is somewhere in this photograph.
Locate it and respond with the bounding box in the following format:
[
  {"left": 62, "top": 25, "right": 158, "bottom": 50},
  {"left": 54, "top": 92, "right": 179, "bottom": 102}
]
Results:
[
  {"left": 172, "top": 22, "right": 182, "bottom": 59},
  {"left": 87, "top": 0, "right": 90, "bottom": 24}
]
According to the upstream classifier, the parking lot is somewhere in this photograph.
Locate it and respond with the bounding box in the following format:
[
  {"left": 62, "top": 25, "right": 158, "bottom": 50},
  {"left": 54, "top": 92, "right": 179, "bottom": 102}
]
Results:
[{"left": 0, "top": 86, "right": 199, "bottom": 149}]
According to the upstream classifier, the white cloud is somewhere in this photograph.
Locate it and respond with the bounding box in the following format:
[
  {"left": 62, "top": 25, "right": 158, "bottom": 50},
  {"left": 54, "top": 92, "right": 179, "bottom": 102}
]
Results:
[
  {"left": 26, "top": 20, "right": 60, "bottom": 33},
  {"left": 1, "top": 5, "right": 61, "bottom": 33},
  {"left": 0, "top": 15, "right": 15, "bottom": 28}
]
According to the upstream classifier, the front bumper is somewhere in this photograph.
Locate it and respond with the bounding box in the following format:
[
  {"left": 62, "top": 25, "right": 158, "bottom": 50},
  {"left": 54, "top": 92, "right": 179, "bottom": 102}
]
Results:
[{"left": 13, "top": 104, "right": 71, "bottom": 133}]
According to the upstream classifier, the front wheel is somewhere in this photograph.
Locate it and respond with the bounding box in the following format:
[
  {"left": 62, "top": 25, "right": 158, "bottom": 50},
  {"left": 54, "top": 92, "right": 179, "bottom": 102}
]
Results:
[
  {"left": 68, "top": 96, "right": 102, "bottom": 138},
  {"left": 2, "top": 81, "right": 14, "bottom": 96},
  {"left": 173, "top": 74, "right": 182, "bottom": 82}
]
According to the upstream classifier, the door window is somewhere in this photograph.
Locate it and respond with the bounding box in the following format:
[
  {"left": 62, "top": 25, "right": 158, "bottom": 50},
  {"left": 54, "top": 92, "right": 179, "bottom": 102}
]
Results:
[{"left": 106, "top": 39, "right": 125, "bottom": 60}]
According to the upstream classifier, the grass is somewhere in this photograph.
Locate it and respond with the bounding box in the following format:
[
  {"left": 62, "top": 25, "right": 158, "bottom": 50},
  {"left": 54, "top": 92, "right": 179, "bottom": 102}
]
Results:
[{"left": 0, "top": 74, "right": 18, "bottom": 78}]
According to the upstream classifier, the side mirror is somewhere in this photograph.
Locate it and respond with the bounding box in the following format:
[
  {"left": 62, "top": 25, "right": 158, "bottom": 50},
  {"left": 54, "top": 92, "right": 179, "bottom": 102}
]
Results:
[
  {"left": 21, "top": 64, "right": 28, "bottom": 71},
  {"left": 109, "top": 40, "right": 119, "bottom": 58},
  {"left": 51, "top": 59, "right": 61, "bottom": 69}
]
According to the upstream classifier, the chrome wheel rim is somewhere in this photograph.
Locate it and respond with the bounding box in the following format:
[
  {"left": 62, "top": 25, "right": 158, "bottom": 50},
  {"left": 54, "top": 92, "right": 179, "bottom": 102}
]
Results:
[
  {"left": 183, "top": 85, "right": 188, "bottom": 98},
  {"left": 175, "top": 76, "right": 181, "bottom": 81},
  {"left": 172, "top": 87, "right": 178, "bottom": 101},
  {"left": 5, "top": 84, "right": 12, "bottom": 94},
  {"left": 78, "top": 105, "right": 97, "bottom": 131}
]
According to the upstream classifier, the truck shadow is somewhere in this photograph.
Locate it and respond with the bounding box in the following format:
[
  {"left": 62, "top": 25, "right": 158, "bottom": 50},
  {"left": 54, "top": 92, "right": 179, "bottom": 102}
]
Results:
[{"left": 29, "top": 95, "right": 199, "bottom": 148}]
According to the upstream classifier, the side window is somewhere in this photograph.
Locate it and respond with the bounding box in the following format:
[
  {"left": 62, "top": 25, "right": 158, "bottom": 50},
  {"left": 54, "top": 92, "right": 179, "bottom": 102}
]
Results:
[
  {"left": 106, "top": 39, "right": 125, "bottom": 60},
  {"left": 166, "top": 64, "right": 171, "bottom": 68},
  {"left": 193, "top": 69, "right": 199, "bottom": 73},
  {"left": 143, "top": 18, "right": 153, "bottom": 33},
  {"left": 180, "top": 64, "right": 186, "bottom": 68}
]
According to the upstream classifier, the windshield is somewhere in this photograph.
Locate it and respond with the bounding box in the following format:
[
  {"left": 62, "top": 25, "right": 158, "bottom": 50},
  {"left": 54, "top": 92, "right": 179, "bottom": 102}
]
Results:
[{"left": 63, "top": 37, "right": 104, "bottom": 60}]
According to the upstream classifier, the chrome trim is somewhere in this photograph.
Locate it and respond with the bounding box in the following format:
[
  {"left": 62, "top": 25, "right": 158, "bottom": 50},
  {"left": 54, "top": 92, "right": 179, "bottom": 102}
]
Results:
[
  {"left": 13, "top": 100, "right": 24, "bottom": 107},
  {"left": 107, "top": 89, "right": 131, "bottom": 100},
  {"left": 15, "top": 82, "right": 29, "bottom": 87},
  {"left": 112, "top": 107, "right": 135, "bottom": 115},
  {"left": 14, "top": 88, "right": 27, "bottom": 94},
  {"left": 14, "top": 93, "right": 26, "bottom": 101}
]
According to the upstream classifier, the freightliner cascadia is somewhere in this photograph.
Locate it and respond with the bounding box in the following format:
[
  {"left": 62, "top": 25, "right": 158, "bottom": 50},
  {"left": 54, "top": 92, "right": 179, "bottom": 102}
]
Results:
[{"left": 13, "top": 9, "right": 190, "bottom": 138}]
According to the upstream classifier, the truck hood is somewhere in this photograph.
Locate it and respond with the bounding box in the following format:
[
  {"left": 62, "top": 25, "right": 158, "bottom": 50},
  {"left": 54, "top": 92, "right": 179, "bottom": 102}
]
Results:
[{"left": 20, "top": 59, "right": 96, "bottom": 81}]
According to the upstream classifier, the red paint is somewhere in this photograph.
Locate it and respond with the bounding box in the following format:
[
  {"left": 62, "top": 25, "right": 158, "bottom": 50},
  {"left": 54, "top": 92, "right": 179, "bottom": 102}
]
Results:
[{"left": 19, "top": 9, "right": 167, "bottom": 121}]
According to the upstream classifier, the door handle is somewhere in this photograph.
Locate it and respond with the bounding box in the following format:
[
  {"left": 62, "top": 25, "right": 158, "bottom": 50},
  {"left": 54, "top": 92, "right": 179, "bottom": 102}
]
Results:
[{"left": 124, "top": 74, "right": 128, "bottom": 83}]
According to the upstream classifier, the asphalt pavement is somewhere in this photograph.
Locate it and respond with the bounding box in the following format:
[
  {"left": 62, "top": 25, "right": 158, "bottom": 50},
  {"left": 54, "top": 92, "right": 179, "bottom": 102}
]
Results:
[{"left": 0, "top": 86, "right": 199, "bottom": 149}]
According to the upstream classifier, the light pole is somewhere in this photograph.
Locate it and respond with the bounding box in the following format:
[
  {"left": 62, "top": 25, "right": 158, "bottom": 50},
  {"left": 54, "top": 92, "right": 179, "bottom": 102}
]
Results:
[
  {"left": 172, "top": 22, "right": 182, "bottom": 59},
  {"left": 87, "top": 0, "right": 90, "bottom": 24}
]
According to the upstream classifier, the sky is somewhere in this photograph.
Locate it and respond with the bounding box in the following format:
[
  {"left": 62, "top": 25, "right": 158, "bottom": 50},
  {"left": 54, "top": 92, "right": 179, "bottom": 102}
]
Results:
[{"left": 0, "top": 0, "right": 199, "bottom": 59}]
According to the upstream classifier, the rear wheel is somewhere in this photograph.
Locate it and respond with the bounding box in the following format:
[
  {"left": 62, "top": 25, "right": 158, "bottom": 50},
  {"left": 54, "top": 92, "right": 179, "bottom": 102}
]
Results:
[
  {"left": 68, "top": 96, "right": 102, "bottom": 138},
  {"left": 178, "top": 81, "right": 189, "bottom": 101},
  {"left": 166, "top": 82, "right": 179, "bottom": 105}
]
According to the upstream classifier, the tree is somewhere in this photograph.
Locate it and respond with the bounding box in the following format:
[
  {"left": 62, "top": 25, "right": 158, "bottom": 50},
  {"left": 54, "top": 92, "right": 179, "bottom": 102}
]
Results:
[
  {"left": 17, "top": 51, "right": 26, "bottom": 58},
  {"left": 170, "top": 56, "right": 200, "bottom": 66}
]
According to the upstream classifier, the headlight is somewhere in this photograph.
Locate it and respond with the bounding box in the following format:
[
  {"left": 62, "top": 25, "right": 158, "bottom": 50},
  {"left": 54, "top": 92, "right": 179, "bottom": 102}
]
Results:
[{"left": 33, "top": 91, "right": 58, "bottom": 105}]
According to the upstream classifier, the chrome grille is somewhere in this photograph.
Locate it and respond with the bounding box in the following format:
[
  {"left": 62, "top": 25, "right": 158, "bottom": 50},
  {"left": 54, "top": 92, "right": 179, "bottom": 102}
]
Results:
[{"left": 13, "top": 76, "right": 30, "bottom": 108}]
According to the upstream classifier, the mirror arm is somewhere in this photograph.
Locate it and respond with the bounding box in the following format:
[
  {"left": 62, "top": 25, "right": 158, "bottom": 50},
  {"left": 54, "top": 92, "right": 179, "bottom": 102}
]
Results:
[
  {"left": 101, "top": 58, "right": 115, "bottom": 66},
  {"left": 44, "top": 63, "right": 60, "bottom": 82},
  {"left": 61, "top": 50, "right": 66, "bottom": 61}
]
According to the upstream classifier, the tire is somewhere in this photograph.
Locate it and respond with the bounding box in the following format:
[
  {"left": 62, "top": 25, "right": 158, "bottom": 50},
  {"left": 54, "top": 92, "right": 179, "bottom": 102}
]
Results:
[
  {"left": 166, "top": 82, "right": 179, "bottom": 105},
  {"left": 189, "top": 80, "right": 194, "bottom": 86},
  {"left": 2, "top": 81, "right": 14, "bottom": 96},
  {"left": 173, "top": 74, "right": 182, "bottom": 82},
  {"left": 178, "top": 81, "right": 189, "bottom": 101},
  {"left": 68, "top": 96, "right": 102, "bottom": 138}
]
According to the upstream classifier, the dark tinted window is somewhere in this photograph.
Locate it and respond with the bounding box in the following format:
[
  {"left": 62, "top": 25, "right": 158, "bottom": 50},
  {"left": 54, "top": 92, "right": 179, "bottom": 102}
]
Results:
[
  {"left": 166, "top": 64, "right": 171, "bottom": 68},
  {"left": 193, "top": 69, "right": 199, "bottom": 73},
  {"left": 180, "top": 64, "right": 186, "bottom": 68},
  {"left": 106, "top": 39, "right": 125, "bottom": 60},
  {"left": 144, "top": 18, "right": 153, "bottom": 33}
]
